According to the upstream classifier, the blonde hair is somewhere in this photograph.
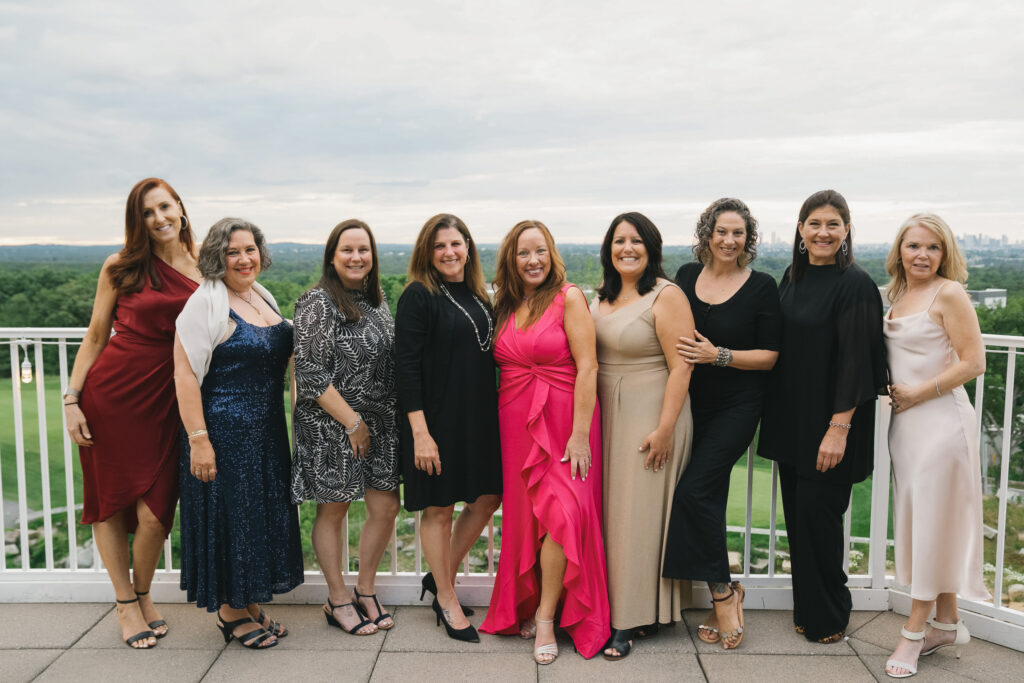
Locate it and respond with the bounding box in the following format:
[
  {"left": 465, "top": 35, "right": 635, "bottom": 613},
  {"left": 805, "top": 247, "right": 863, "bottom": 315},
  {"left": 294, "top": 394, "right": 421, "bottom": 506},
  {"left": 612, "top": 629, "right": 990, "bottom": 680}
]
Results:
[
  {"left": 406, "top": 213, "right": 489, "bottom": 302},
  {"left": 885, "top": 213, "right": 968, "bottom": 304},
  {"left": 492, "top": 220, "right": 567, "bottom": 332}
]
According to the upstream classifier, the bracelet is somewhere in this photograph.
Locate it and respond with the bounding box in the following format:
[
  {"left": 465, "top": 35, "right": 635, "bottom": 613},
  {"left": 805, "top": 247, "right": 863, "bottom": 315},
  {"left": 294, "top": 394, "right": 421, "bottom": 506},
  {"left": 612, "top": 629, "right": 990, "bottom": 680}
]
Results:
[
  {"left": 63, "top": 387, "right": 81, "bottom": 400},
  {"left": 345, "top": 414, "right": 362, "bottom": 436},
  {"left": 187, "top": 429, "right": 209, "bottom": 441},
  {"left": 63, "top": 401, "right": 78, "bottom": 406},
  {"left": 828, "top": 421, "right": 852, "bottom": 430},
  {"left": 935, "top": 377, "right": 942, "bottom": 397},
  {"left": 713, "top": 346, "right": 733, "bottom": 367}
]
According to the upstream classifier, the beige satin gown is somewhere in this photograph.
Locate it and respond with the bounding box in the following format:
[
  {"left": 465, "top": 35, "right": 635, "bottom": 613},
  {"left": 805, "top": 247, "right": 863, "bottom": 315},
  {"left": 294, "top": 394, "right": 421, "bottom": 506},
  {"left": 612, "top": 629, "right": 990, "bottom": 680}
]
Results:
[
  {"left": 591, "top": 280, "right": 693, "bottom": 629},
  {"left": 884, "top": 282, "right": 990, "bottom": 602}
]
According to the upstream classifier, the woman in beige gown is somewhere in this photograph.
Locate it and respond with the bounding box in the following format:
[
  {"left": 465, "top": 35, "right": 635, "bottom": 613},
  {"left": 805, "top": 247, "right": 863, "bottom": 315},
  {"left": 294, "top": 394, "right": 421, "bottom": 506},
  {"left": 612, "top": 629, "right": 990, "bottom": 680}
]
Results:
[
  {"left": 590, "top": 212, "right": 694, "bottom": 661},
  {"left": 883, "top": 213, "right": 989, "bottom": 679}
]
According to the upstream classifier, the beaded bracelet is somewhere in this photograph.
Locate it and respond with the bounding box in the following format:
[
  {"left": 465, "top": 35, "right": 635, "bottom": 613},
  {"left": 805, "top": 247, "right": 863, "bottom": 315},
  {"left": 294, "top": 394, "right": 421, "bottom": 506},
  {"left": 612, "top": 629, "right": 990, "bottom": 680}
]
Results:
[{"left": 714, "top": 346, "right": 733, "bottom": 367}]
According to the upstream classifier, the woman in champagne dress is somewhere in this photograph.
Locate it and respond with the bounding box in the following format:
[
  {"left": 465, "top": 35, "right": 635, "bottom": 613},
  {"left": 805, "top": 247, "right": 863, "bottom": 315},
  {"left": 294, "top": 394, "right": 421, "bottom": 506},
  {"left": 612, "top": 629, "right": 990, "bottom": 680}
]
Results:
[{"left": 882, "top": 213, "right": 988, "bottom": 679}]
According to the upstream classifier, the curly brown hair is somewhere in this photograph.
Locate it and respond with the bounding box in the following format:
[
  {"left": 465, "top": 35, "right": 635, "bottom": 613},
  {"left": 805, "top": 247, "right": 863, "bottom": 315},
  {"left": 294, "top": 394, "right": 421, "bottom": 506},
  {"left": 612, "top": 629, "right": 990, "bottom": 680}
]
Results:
[{"left": 692, "top": 198, "right": 759, "bottom": 267}]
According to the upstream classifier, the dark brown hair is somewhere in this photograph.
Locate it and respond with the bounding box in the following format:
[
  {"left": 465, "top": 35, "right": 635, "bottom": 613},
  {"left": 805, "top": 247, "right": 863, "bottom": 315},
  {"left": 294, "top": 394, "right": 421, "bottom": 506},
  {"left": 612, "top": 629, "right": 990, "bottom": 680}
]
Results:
[
  {"left": 789, "top": 189, "right": 854, "bottom": 283},
  {"left": 315, "top": 219, "right": 382, "bottom": 322},
  {"left": 597, "top": 212, "right": 667, "bottom": 303}
]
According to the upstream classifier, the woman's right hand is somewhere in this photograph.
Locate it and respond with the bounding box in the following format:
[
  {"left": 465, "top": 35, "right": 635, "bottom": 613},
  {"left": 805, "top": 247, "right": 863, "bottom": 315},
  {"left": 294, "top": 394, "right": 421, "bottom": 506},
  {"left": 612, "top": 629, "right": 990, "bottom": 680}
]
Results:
[
  {"left": 348, "top": 419, "right": 371, "bottom": 459},
  {"left": 65, "top": 403, "right": 94, "bottom": 446},
  {"left": 414, "top": 431, "right": 442, "bottom": 476},
  {"left": 189, "top": 438, "right": 218, "bottom": 482}
]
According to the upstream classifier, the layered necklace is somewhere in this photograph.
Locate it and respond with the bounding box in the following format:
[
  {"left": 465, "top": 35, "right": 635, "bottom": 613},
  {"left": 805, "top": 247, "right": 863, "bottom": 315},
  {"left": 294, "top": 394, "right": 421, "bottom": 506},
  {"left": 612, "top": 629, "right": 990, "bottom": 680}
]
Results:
[{"left": 440, "top": 282, "right": 493, "bottom": 352}]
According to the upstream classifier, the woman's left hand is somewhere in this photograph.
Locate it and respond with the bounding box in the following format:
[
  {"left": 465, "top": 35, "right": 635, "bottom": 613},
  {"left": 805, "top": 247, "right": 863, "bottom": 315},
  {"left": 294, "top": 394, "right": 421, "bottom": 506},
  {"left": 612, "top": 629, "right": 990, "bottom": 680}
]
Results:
[
  {"left": 639, "top": 427, "right": 673, "bottom": 472},
  {"left": 888, "top": 383, "right": 923, "bottom": 414},
  {"left": 677, "top": 330, "right": 717, "bottom": 365},
  {"left": 816, "top": 427, "right": 848, "bottom": 472},
  {"left": 561, "top": 433, "right": 592, "bottom": 481}
]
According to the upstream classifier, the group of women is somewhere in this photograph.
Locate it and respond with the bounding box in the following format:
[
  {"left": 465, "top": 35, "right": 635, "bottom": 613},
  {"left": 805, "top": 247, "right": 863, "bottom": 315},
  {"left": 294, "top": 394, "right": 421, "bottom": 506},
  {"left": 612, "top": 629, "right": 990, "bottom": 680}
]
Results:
[{"left": 64, "top": 178, "right": 988, "bottom": 678}]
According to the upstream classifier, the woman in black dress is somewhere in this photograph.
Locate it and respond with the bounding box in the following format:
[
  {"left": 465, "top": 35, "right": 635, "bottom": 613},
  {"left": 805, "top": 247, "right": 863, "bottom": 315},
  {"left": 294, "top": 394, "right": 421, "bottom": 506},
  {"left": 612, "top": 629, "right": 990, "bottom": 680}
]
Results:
[
  {"left": 662, "top": 198, "right": 780, "bottom": 650},
  {"left": 758, "top": 190, "right": 887, "bottom": 643},
  {"left": 395, "top": 213, "right": 502, "bottom": 642}
]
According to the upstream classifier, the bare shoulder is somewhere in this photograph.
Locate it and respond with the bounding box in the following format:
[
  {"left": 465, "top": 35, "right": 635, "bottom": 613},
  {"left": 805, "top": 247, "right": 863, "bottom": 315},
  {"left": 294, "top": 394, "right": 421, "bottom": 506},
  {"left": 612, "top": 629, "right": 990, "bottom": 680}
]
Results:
[
  {"left": 563, "top": 284, "right": 588, "bottom": 308},
  {"left": 100, "top": 252, "right": 122, "bottom": 271},
  {"left": 653, "top": 279, "right": 685, "bottom": 305},
  {"left": 935, "top": 279, "right": 972, "bottom": 312}
]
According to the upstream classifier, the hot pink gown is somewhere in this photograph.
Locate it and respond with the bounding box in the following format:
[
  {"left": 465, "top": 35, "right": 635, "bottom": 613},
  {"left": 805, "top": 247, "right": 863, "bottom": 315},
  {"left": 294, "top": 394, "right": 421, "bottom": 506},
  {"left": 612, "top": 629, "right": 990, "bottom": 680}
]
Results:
[{"left": 480, "top": 285, "right": 610, "bottom": 659}]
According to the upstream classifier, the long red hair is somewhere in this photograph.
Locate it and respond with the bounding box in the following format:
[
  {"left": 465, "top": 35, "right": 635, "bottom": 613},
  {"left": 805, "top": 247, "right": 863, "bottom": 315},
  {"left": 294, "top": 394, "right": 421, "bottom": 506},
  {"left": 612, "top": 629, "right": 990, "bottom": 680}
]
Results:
[{"left": 108, "top": 178, "right": 196, "bottom": 294}]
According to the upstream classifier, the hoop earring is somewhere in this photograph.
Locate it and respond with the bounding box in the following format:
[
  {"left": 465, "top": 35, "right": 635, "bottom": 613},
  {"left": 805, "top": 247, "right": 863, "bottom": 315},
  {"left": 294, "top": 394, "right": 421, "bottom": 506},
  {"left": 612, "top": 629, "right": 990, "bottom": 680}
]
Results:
[
  {"left": 180, "top": 215, "right": 189, "bottom": 230},
  {"left": 841, "top": 241, "right": 849, "bottom": 256},
  {"left": 798, "top": 240, "right": 807, "bottom": 254}
]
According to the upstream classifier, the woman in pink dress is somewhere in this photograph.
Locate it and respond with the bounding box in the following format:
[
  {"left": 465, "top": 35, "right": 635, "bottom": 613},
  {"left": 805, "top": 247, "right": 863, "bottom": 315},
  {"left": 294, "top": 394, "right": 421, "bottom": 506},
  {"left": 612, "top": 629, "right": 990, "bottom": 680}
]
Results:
[{"left": 480, "top": 220, "right": 610, "bottom": 663}]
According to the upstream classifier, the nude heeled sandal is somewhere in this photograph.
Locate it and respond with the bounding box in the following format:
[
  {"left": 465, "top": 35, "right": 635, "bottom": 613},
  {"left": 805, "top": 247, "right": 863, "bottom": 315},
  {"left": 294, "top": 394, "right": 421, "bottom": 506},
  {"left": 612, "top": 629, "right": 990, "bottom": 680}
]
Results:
[
  {"left": 885, "top": 626, "right": 925, "bottom": 678},
  {"left": 921, "top": 619, "right": 969, "bottom": 658},
  {"left": 533, "top": 615, "right": 558, "bottom": 665}
]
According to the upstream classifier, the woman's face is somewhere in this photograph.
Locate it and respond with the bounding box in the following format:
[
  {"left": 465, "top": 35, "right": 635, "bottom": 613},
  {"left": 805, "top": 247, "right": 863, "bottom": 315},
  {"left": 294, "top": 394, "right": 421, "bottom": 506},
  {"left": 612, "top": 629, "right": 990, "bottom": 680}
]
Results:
[
  {"left": 610, "top": 220, "right": 648, "bottom": 280},
  {"left": 709, "top": 211, "right": 747, "bottom": 266},
  {"left": 515, "top": 227, "right": 551, "bottom": 295},
  {"left": 900, "top": 224, "right": 943, "bottom": 283},
  {"left": 432, "top": 226, "right": 469, "bottom": 282},
  {"left": 797, "top": 205, "right": 850, "bottom": 266},
  {"left": 223, "top": 229, "right": 260, "bottom": 291},
  {"left": 142, "top": 186, "right": 184, "bottom": 246},
  {"left": 332, "top": 228, "right": 373, "bottom": 290}
]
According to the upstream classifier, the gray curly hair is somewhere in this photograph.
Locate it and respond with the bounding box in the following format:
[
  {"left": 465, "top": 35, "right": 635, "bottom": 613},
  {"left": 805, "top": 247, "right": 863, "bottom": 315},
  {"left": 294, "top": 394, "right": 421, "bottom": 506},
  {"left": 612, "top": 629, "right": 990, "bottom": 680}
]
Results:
[
  {"left": 198, "top": 217, "right": 273, "bottom": 281},
  {"left": 692, "top": 198, "right": 759, "bottom": 267}
]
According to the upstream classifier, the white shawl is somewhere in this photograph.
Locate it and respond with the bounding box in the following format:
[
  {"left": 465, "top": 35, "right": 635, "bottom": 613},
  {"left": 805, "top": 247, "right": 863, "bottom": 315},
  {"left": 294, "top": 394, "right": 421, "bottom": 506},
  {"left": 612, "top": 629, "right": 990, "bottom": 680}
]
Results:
[{"left": 176, "top": 278, "right": 281, "bottom": 385}]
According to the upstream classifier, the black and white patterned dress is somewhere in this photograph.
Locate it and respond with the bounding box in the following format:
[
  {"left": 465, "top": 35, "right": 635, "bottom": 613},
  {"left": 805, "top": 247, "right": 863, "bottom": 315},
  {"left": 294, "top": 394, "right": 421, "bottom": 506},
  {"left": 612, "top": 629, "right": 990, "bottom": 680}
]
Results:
[{"left": 292, "top": 287, "right": 399, "bottom": 503}]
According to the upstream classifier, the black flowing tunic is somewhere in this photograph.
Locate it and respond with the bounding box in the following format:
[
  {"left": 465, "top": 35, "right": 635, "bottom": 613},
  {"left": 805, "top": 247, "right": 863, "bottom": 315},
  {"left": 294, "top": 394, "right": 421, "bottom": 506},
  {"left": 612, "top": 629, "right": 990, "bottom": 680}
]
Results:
[
  {"left": 395, "top": 280, "right": 502, "bottom": 511},
  {"left": 758, "top": 263, "right": 888, "bottom": 484}
]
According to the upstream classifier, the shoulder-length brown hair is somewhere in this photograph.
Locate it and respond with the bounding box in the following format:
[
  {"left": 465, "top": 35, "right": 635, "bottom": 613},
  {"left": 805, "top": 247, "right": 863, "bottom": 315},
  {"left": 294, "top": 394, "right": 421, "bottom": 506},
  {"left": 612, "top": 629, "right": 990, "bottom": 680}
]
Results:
[
  {"left": 314, "top": 219, "right": 383, "bottom": 322},
  {"left": 597, "top": 211, "right": 667, "bottom": 302},
  {"left": 492, "top": 220, "right": 566, "bottom": 332},
  {"left": 406, "top": 213, "right": 489, "bottom": 302},
  {"left": 108, "top": 177, "right": 196, "bottom": 294},
  {"left": 789, "top": 189, "right": 854, "bottom": 283},
  {"left": 884, "top": 213, "right": 968, "bottom": 305}
]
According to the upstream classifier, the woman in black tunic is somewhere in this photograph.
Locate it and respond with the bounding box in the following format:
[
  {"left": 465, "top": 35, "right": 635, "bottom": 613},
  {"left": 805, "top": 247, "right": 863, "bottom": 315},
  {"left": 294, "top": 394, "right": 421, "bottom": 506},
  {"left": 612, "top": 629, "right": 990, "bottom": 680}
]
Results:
[
  {"left": 758, "top": 190, "right": 887, "bottom": 643},
  {"left": 662, "top": 198, "right": 780, "bottom": 650},
  {"left": 395, "top": 213, "right": 502, "bottom": 643}
]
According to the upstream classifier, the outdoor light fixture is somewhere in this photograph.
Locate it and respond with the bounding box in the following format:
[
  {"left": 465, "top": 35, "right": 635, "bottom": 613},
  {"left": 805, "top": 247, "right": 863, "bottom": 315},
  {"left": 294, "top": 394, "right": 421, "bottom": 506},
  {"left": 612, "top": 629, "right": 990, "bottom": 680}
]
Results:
[{"left": 19, "top": 341, "right": 32, "bottom": 384}]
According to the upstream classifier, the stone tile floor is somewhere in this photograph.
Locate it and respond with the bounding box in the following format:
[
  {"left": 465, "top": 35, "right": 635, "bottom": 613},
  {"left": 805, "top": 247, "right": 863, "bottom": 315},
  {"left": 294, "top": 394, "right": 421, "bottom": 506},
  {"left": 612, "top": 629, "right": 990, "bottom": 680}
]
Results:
[{"left": 1, "top": 603, "right": 1021, "bottom": 682}]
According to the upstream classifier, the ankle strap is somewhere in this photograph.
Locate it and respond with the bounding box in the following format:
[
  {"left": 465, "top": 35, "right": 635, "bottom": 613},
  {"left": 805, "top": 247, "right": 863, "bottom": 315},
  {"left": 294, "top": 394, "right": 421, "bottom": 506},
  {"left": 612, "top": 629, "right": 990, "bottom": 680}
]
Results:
[
  {"left": 928, "top": 619, "right": 960, "bottom": 631},
  {"left": 116, "top": 597, "right": 140, "bottom": 605},
  {"left": 134, "top": 590, "right": 149, "bottom": 596},
  {"left": 901, "top": 626, "right": 926, "bottom": 640}
]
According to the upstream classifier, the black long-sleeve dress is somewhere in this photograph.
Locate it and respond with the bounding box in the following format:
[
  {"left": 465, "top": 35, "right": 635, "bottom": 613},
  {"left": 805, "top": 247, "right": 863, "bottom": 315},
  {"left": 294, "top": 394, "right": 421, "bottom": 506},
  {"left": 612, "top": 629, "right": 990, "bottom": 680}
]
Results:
[
  {"left": 758, "top": 262, "right": 887, "bottom": 641},
  {"left": 394, "top": 280, "right": 502, "bottom": 511},
  {"left": 663, "top": 263, "right": 781, "bottom": 583}
]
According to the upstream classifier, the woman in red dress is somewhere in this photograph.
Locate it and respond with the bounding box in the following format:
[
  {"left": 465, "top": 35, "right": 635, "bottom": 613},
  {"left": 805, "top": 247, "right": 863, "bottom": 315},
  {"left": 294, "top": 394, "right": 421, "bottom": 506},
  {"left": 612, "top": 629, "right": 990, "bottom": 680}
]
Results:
[
  {"left": 64, "top": 178, "right": 200, "bottom": 649},
  {"left": 480, "top": 220, "right": 609, "bottom": 662}
]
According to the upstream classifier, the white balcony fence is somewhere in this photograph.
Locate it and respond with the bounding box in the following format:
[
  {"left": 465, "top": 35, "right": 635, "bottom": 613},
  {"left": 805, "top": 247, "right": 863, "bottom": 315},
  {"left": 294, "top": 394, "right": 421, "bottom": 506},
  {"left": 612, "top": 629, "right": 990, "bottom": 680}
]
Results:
[{"left": 1, "top": 327, "right": 1023, "bottom": 651}]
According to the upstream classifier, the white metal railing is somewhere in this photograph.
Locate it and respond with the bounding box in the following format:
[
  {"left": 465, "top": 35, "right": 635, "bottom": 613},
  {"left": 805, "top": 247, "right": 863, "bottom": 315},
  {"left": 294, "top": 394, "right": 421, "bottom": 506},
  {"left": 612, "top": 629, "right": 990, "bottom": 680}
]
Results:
[{"left": 1, "top": 327, "right": 1022, "bottom": 650}]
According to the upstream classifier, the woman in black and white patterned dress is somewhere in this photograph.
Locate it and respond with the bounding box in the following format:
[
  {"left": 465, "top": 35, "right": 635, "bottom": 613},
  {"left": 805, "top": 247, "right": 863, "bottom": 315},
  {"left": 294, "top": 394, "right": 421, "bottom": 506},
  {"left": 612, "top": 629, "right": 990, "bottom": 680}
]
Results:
[{"left": 292, "top": 219, "right": 400, "bottom": 636}]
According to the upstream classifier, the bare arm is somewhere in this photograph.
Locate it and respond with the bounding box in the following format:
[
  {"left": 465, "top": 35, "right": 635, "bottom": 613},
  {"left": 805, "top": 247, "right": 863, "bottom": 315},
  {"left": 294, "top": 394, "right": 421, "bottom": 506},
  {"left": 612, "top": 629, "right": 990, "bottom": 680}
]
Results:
[
  {"left": 173, "top": 334, "right": 216, "bottom": 482},
  {"left": 407, "top": 410, "right": 441, "bottom": 476},
  {"left": 677, "top": 331, "right": 778, "bottom": 371},
  {"left": 64, "top": 254, "right": 120, "bottom": 446},
  {"left": 644, "top": 284, "right": 695, "bottom": 472},
  {"left": 561, "top": 286, "right": 598, "bottom": 481}
]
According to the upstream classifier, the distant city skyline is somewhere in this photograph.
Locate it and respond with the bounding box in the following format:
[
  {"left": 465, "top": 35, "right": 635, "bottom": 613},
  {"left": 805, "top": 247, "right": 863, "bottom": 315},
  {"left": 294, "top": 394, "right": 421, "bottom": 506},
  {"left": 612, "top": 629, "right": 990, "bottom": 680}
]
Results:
[{"left": 1, "top": 2, "right": 1022, "bottom": 246}]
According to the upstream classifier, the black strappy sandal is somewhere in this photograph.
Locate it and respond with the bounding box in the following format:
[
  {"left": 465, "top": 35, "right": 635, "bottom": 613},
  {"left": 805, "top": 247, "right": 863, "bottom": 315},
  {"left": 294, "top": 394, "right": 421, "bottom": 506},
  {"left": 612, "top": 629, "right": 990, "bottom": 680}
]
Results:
[
  {"left": 354, "top": 589, "right": 394, "bottom": 630},
  {"left": 217, "top": 615, "right": 277, "bottom": 649},
  {"left": 134, "top": 591, "right": 168, "bottom": 638},
  {"left": 324, "top": 597, "right": 377, "bottom": 636},
  {"left": 602, "top": 628, "right": 633, "bottom": 661},
  {"left": 116, "top": 597, "right": 156, "bottom": 649},
  {"left": 254, "top": 605, "right": 288, "bottom": 638}
]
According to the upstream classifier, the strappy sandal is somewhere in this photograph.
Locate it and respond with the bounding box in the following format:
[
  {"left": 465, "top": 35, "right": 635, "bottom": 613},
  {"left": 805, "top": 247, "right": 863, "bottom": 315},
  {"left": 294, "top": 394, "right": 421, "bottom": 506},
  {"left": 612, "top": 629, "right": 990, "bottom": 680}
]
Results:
[
  {"left": 697, "top": 612, "right": 721, "bottom": 644},
  {"left": 602, "top": 628, "right": 633, "bottom": 661},
  {"left": 134, "top": 591, "right": 168, "bottom": 638},
  {"left": 217, "top": 615, "right": 277, "bottom": 649},
  {"left": 713, "top": 581, "right": 745, "bottom": 650},
  {"left": 323, "top": 597, "right": 377, "bottom": 635},
  {"left": 254, "top": 605, "right": 288, "bottom": 638},
  {"left": 885, "top": 626, "right": 924, "bottom": 678},
  {"left": 116, "top": 597, "right": 156, "bottom": 649},
  {"left": 353, "top": 589, "right": 394, "bottom": 630},
  {"left": 533, "top": 614, "right": 558, "bottom": 664},
  {"left": 921, "top": 619, "right": 969, "bottom": 658}
]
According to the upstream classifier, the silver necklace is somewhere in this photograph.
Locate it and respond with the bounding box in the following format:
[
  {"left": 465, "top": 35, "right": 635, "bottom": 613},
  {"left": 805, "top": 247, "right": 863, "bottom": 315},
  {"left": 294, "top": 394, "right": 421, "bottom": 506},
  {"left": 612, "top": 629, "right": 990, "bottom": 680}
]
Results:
[
  {"left": 229, "top": 287, "right": 263, "bottom": 319},
  {"left": 440, "top": 283, "right": 493, "bottom": 351}
]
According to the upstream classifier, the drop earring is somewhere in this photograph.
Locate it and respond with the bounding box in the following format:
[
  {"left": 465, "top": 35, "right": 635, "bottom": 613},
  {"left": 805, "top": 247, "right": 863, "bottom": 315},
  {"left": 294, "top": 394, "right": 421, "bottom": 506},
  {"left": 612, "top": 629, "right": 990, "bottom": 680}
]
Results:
[
  {"left": 798, "top": 239, "right": 807, "bottom": 254},
  {"left": 841, "top": 240, "right": 848, "bottom": 256}
]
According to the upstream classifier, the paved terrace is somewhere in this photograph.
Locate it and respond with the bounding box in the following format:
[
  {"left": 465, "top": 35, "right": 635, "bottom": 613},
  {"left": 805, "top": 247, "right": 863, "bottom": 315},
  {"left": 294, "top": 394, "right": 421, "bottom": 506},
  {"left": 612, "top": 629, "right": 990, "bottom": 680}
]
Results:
[{"left": 3, "top": 603, "right": 1022, "bottom": 682}]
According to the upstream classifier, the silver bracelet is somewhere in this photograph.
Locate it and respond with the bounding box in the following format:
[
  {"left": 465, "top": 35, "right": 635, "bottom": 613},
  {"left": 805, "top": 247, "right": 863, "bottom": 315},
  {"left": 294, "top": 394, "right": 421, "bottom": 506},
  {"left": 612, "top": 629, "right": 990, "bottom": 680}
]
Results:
[
  {"left": 186, "top": 429, "right": 208, "bottom": 441},
  {"left": 828, "top": 421, "right": 852, "bottom": 430},
  {"left": 934, "top": 377, "right": 942, "bottom": 397},
  {"left": 713, "top": 346, "right": 733, "bottom": 367},
  {"left": 345, "top": 414, "right": 362, "bottom": 436}
]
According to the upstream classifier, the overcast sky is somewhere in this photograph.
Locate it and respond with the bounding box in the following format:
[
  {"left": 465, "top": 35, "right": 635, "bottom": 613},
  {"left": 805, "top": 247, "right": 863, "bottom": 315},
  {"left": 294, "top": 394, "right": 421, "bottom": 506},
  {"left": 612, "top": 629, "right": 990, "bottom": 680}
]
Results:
[{"left": 1, "top": 1, "right": 1022, "bottom": 246}]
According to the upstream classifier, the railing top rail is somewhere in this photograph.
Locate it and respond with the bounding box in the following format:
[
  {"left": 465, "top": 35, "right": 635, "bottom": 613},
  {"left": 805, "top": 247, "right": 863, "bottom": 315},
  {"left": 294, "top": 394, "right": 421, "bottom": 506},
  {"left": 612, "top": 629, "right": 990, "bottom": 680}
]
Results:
[
  {"left": 0, "top": 328, "right": 87, "bottom": 339},
  {"left": 981, "top": 332, "right": 1024, "bottom": 348}
]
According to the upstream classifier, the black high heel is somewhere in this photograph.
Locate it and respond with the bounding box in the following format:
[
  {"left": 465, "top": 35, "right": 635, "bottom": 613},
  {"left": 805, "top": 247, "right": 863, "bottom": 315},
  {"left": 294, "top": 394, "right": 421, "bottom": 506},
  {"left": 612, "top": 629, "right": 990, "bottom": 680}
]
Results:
[
  {"left": 133, "top": 591, "right": 168, "bottom": 638},
  {"left": 432, "top": 597, "right": 479, "bottom": 643},
  {"left": 602, "top": 628, "right": 633, "bottom": 661},
  {"left": 420, "top": 572, "right": 474, "bottom": 616},
  {"left": 115, "top": 597, "right": 156, "bottom": 650},
  {"left": 217, "top": 615, "right": 277, "bottom": 649}
]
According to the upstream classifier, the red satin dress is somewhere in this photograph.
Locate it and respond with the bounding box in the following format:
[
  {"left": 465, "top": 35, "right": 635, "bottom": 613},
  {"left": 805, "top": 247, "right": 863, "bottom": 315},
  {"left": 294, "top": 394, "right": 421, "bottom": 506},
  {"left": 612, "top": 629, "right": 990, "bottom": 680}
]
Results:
[
  {"left": 79, "top": 258, "right": 198, "bottom": 534},
  {"left": 480, "top": 284, "right": 610, "bottom": 659}
]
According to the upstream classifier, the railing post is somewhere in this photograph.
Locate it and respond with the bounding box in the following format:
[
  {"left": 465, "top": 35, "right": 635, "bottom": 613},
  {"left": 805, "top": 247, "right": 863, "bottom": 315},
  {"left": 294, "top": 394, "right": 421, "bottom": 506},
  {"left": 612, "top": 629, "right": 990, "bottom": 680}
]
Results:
[
  {"left": 33, "top": 340, "right": 55, "bottom": 570},
  {"left": 994, "top": 348, "right": 1016, "bottom": 607},
  {"left": 869, "top": 399, "right": 891, "bottom": 589}
]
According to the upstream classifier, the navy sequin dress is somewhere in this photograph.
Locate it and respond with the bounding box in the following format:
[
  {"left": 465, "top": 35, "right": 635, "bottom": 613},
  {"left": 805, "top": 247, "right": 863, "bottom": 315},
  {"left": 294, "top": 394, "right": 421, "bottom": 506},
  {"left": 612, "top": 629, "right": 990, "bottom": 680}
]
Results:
[{"left": 179, "top": 310, "right": 304, "bottom": 611}]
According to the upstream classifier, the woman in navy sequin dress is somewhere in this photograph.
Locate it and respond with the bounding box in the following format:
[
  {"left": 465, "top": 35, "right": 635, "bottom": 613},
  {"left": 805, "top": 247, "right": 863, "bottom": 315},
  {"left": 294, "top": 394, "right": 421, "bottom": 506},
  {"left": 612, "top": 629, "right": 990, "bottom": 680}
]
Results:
[{"left": 174, "top": 218, "right": 303, "bottom": 649}]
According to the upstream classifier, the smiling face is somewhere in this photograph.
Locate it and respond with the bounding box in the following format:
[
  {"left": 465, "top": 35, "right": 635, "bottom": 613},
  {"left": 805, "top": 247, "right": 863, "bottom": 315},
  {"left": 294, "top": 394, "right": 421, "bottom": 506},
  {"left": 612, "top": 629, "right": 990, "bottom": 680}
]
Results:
[
  {"left": 431, "top": 226, "right": 469, "bottom": 282},
  {"left": 332, "top": 227, "right": 373, "bottom": 289},
  {"left": 141, "top": 186, "right": 184, "bottom": 246},
  {"left": 797, "top": 205, "right": 850, "bottom": 265},
  {"left": 223, "top": 229, "right": 260, "bottom": 291},
  {"left": 515, "top": 227, "right": 551, "bottom": 295},
  {"left": 900, "top": 224, "right": 943, "bottom": 284},
  {"left": 710, "top": 211, "right": 747, "bottom": 267},
  {"left": 610, "top": 220, "right": 648, "bottom": 280}
]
